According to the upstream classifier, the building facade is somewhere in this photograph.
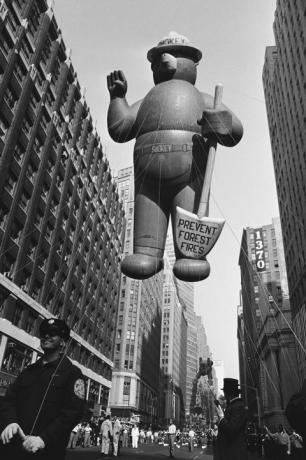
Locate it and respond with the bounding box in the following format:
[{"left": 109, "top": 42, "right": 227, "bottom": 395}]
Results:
[
  {"left": 189, "top": 318, "right": 214, "bottom": 424},
  {"left": 196, "top": 314, "right": 211, "bottom": 363},
  {"left": 165, "top": 231, "right": 198, "bottom": 417},
  {"left": 159, "top": 254, "right": 187, "bottom": 427},
  {"left": 238, "top": 219, "right": 298, "bottom": 427},
  {"left": 262, "top": 0, "right": 306, "bottom": 382},
  {"left": 0, "top": 0, "right": 125, "bottom": 412},
  {"left": 109, "top": 167, "right": 163, "bottom": 426}
]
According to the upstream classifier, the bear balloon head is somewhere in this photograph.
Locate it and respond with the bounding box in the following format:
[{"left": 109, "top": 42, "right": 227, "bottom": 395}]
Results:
[{"left": 148, "top": 31, "right": 201, "bottom": 85}]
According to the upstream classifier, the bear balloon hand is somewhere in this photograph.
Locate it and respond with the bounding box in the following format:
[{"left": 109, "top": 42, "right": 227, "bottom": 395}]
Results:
[
  {"left": 107, "top": 70, "right": 128, "bottom": 99},
  {"left": 198, "top": 109, "right": 234, "bottom": 145}
]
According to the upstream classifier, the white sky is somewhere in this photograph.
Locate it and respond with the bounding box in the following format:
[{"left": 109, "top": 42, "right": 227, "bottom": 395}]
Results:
[{"left": 53, "top": 0, "right": 278, "bottom": 378}]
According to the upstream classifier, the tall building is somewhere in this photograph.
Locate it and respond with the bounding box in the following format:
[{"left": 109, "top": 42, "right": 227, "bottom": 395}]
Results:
[
  {"left": 189, "top": 318, "right": 213, "bottom": 420},
  {"left": 238, "top": 218, "right": 298, "bottom": 426},
  {"left": 165, "top": 231, "right": 197, "bottom": 417},
  {"left": 196, "top": 314, "right": 211, "bottom": 363},
  {"left": 0, "top": 0, "right": 125, "bottom": 411},
  {"left": 262, "top": 0, "right": 306, "bottom": 381},
  {"left": 159, "top": 254, "right": 187, "bottom": 426},
  {"left": 109, "top": 167, "right": 163, "bottom": 426}
]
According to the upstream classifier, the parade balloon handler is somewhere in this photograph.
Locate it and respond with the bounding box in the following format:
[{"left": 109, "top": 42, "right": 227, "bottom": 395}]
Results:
[
  {"left": 107, "top": 31, "right": 243, "bottom": 282},
  {"left": 213, "top": 378, "right": 248, "bottom": 460},
  {"left": 0, "top": 318, "right": 85, "bottom": 460}
]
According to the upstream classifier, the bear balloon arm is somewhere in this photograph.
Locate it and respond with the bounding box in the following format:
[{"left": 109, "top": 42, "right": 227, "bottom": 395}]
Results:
[
  {"left": 199, "top": 93, "right": 243, "bottom": 147},
  {"left": 107, "top": 98, "right": 142, "bottom": 143}
]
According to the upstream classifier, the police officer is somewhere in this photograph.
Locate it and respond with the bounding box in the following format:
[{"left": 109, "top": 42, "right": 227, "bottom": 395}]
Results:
[
  {"left": 0, "top": 318, "right": 85, "bottom": 459},
  {"left": 214, "top": 378, "right": 248, "bottom": 460}
]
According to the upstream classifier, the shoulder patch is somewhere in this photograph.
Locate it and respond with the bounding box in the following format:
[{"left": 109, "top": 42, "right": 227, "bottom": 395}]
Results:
[{"left": 74, "top": 378, "right": 85, "bottom": 399}]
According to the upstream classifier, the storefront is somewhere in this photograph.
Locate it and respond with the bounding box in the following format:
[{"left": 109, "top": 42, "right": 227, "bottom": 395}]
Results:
[{"left": 0, "top": 321, "right": 41, "bottom": 397}]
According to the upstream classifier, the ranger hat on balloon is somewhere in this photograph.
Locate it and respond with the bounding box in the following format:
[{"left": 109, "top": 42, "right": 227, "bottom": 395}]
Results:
[
  {"left": 39, "top": 318, "right": 70, "bottom": 341},
  {"left": 147, "top": 31, "right": 202, "bottom": 63}
]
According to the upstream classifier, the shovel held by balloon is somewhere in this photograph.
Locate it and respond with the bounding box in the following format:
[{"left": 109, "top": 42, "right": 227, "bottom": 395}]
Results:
[{"left": 175, "top": 84, "right": 225, "bottom": 260}]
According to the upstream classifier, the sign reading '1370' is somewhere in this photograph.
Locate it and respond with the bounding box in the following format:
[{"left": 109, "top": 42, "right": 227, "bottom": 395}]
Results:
[{"left": 254, "top": 228, "right": 266, "bottom": 272}]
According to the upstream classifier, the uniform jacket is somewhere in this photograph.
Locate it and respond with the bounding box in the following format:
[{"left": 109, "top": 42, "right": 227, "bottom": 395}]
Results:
[
  {"left": 0, "top": 355, "right": 85, "bottom": 460},
  {"left": 214, "top": 397, "right": 248, "bottom": 460}
]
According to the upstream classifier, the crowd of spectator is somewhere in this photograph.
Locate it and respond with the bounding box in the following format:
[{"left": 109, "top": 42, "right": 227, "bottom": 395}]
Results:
[
  {"left": 66, "top": 416, "right": 305, "bottom": 459},
  {"left": 66, "top": 417, "right": 218, "bottom": 455},
  {"left": 245, "top": 423, "right": 304, "bottom": 460}
]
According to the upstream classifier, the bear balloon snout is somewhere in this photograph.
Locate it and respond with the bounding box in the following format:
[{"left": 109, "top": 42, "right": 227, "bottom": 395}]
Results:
[{"left": 160, "top": 53, "right": 177, "bottom": 71}]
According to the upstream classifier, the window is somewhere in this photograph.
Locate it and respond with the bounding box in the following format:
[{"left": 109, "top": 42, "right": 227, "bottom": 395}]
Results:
[
  {"left": 123, "top": 377, "right": 131, "bottom": 396},
  {"left": 12, "top": 304, "right": 23, "bottom": 327},
  {"left": 1, "top": 339, "right": 33, "bottom": 376},
  {"left": 25, "top": 313, "right": 36, "bottom": 334},
  {"left": 4, "top": 85, "right": 17, "bottom": 110}
]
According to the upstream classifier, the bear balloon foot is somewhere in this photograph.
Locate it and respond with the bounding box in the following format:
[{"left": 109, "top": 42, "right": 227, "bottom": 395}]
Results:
[
  {"left": 173, "top": 258, "right": 210, "bottom": 282},
  {"left": 121, "top": 254, "right": 164, "bottom": 280}
]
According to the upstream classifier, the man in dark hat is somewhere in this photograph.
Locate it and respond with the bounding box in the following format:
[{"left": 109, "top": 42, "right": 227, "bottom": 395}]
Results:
[
  {"left": 214, "top": 378, "right": 248, "bottom": 460},
  {"left": 0, "top": 318, "right": 85, "bottom": 459}
]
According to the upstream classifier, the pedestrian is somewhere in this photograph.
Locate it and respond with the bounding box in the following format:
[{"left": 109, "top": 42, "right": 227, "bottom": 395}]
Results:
[
  {"left": 131, "top": 424, "right": 139, "bottom": 448},
  {"left": 214, "top": 378, "right": 248, "bottom": 460},
  {"left": 139, "top": 428, "right": 145, "bottom": 444},
  {"left": 188, "top": 427, "right": 195, "bottom": 452},
  {"left": 112, "top": 417, "right": 122, "bottom": 456},
  {"left": 211, "top": 424, "right": 218, "bottom": 447},
  {"left": 0, "top": 318, "right": 85, "bottom": 460},
  {"left": 83, "top": 422, "right": 92, "bottom": 448},
  {"left": 100, "top": 415, "right": 113, "bottom": 456},
  {"left": 122, "top": 425, "right": 129, "bottom": 448},
  {"left": 265, "top": 424, "right": 291, "bottom": 459},
  {"left": 286, "top": 379, "right": 306, "bottom": 459},
  {"left": 67, "top": 423, "right": 82, "bottom": 449},
  {"left": 146, "top": 426, "right": 152, "bottom": 443},
  {"left": 290, "top": 430, "right": 303, "bottom": 460},
  {"left": 168, "top": 419, "right": 176, "bottom": 458}
]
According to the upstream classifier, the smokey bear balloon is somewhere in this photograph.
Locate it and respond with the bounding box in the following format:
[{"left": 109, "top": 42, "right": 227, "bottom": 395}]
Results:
[{"left": 107, "top": 32, "right": 243, "bottom": 282}]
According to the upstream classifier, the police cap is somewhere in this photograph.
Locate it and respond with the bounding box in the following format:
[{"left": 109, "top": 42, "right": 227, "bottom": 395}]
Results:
[{"left": 39, "top": 318, "right": 70, "bottom": 341}]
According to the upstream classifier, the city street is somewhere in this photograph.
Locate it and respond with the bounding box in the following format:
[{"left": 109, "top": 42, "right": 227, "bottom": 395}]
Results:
[
  {"left": 66, "top": 444, "right": 267, "bottom": 460},
  {"left": 66, "top": 443, "right": 215, "bottom": 459}
]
